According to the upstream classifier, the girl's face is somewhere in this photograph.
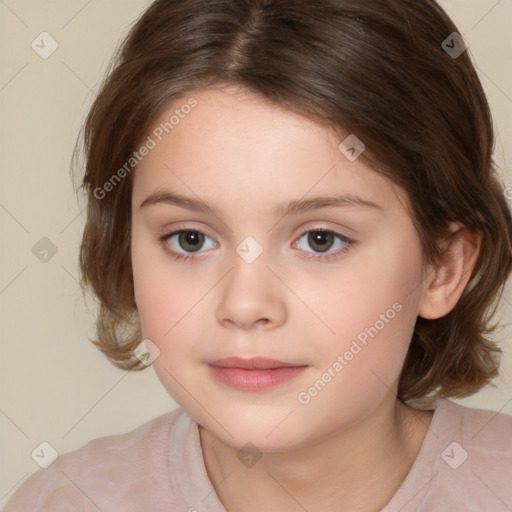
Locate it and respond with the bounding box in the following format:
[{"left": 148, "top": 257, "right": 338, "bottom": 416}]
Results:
[{"left": 131, "top": 86, "right": 429, "bottom": 452}]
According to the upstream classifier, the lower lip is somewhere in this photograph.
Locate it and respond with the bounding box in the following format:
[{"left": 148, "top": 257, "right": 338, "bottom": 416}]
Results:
[{"left": 207, "top": 365, "right": 308, "bottom": 391}]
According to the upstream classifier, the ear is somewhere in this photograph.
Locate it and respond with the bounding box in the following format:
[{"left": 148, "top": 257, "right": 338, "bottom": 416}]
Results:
[{"left": 418, "top": 222, "right": 482, "bottom": 320}]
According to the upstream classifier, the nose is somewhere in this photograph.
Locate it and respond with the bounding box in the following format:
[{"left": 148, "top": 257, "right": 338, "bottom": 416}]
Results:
[{"left": 215, "top": 251, "right": 287, "bottom": 331}]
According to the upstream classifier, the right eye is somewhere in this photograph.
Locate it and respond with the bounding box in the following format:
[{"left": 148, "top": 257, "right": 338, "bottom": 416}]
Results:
[{"left": 159, "top": 229, "right": 217, "bottom": 261}]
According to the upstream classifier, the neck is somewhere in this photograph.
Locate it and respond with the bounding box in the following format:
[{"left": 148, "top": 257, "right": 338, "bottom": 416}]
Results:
[{"left": 199, "top": 397, "right": 433, "bottom": 512}]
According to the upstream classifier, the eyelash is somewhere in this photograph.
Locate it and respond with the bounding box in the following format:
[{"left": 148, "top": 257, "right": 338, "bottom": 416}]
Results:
[{"left": 158, "top": 228, "right": 355, "bottom": 263}]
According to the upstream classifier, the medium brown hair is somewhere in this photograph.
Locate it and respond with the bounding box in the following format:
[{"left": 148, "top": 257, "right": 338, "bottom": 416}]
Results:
[{"left": 74, "top": 0, "right": 512, "bottom": 401}]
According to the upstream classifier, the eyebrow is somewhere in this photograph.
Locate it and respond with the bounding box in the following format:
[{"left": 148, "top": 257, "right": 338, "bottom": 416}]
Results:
[{"left": 139, "top": 190, "right": 382, "bottom": 216}]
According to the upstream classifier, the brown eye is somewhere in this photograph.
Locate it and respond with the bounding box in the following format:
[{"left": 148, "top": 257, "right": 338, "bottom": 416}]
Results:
[
  {"left": 307, "top": 231, "right": 335, "bottom": 253},
  {"left": 177, "top": 231, "right": 205, "bottom": 252},
  {"left": 295, "top": 229, "right": 353, "bottom": 261},
  {"left": 160, "top": 229, "right": 215, "bottom": 257}
]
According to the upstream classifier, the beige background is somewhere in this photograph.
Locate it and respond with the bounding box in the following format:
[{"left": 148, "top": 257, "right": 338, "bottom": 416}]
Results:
[{"left": 0, "top": 0, "right": 511, "bottom": 505}]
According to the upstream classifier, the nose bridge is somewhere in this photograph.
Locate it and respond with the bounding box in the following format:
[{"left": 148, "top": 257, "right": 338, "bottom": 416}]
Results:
[{"left": 215, "top": 237, "right": 286, "bottom": 329}]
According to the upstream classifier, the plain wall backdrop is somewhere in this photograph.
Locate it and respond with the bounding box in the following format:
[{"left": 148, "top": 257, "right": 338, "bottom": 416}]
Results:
[{"left": 1, "top": 0, "right": 511, "bottom": 505}]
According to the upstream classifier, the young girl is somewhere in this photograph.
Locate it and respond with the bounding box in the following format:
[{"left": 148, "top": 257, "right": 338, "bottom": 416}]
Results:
[{"left": 5, "top": 0, "right": 512, "bottom": 510}]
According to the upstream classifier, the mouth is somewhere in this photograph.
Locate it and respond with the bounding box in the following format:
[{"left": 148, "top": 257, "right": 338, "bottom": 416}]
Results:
[{"left": 206, "top": 357, "right": 309, "bottom": 391}]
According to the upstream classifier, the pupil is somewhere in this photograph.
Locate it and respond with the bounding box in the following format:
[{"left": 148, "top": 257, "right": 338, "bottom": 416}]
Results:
[
  {"left": 180, "top": 231, "right": 203, "bottom": 252},
  {"left": 308, "top": 231, "right": 333, "bottom": 253}
]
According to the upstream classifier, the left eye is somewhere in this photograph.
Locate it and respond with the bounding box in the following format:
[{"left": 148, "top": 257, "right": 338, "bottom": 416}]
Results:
[
  {"left": 296, "top": 229, "right": 349, "bottom": 254},
  {"left": 162, "top": 230, "right": 216, "bottom": 255}
]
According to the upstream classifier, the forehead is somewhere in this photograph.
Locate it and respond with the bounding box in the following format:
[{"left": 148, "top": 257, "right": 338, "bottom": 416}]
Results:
[{"left": 131, "top": 86, "right": 405, "bottom": 215}]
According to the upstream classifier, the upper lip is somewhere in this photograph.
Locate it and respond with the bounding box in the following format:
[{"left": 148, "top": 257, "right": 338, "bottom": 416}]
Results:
[{"left": 208, "top": 357, "right": 305, "bottom": 370}]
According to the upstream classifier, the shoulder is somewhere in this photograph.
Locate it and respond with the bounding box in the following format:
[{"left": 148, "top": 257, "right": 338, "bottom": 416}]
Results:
[
  {"left": 440, "top": 398, "right": 512, "bottom": 454},
  {"left": 390, "top": 397, "right": 512, "bottom": 512},
  {"left": 4, "top": 408, "right": 188, "bottom": 511},
  {"left": 427, "top": 398, "right": 512, "bottom": 510},
  {"left": 409, "top": 396, "right": 512, "bottom": 453}
]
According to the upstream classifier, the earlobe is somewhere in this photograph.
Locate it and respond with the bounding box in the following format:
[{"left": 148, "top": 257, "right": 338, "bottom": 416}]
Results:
[{"left": 418, "top": 224, "right": 481, "bottom": 320}]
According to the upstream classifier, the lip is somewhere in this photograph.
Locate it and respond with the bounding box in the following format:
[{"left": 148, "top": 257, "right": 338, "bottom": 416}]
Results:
[
  {"left": 209, "top": 357, "right": 302, "bottom": 370},
  {"left": 206, "top": 357, "right": 308, "bottom": 391}
]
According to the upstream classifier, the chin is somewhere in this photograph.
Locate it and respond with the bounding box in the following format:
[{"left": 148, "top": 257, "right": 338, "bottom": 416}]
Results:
[{"left": 197, "top": 407, "right": 311, "bottom": 453}]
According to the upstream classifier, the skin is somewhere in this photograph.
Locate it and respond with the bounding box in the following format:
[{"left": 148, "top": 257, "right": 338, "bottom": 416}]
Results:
[{"left": 130, "top": 86, "right": 480, "bottom": 511}]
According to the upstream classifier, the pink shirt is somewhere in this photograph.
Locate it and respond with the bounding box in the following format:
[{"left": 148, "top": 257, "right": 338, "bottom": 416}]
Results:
[{"left": 4, "top": 397, "right": 512, "bottom": 511}]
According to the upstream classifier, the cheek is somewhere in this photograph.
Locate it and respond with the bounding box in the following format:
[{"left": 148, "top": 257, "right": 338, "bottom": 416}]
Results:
[
  {"left": 131, "top": 231, "right": 185, "bottom": 341},
  {"left": 315, "top": 231, "right": 423, "bottom": 380},
  {"left": 131, "top": 235, "right": 215, "bottom": 369},
  {"left": 133, "top": 263, "right": 205, "bottom": 404},
  {"left": 133, "top": 262, "right": 171, "bottom": 339},
  {"left": 134, "top": 271, "right": 197, "bottom": 347}
]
